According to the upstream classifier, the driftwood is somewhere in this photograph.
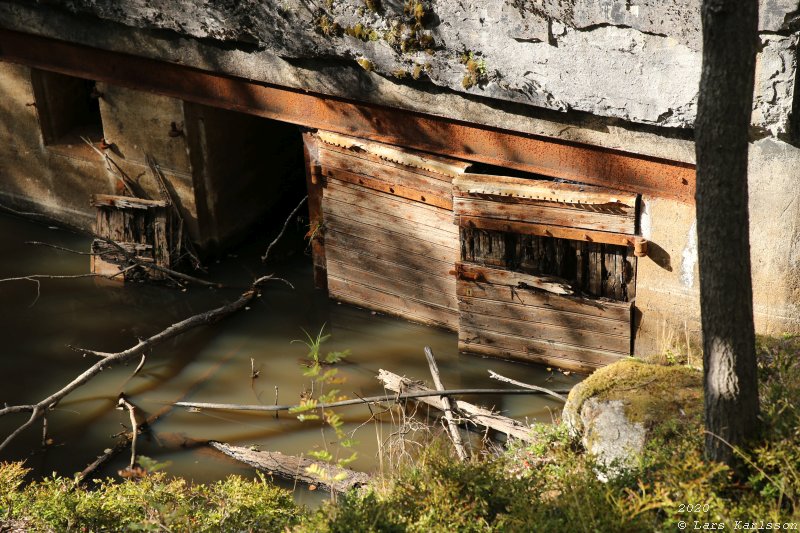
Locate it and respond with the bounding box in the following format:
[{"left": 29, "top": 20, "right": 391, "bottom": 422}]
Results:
[
  {"left": 424, "top": 347, "right": 467, "bottom": 460},
  {"left": 174, "top": 386, "right": 560, "bottom": 413},
  {"left": 209, "top": 441, "right": 371, "bottom": 493},
  {"left": 488, "top": 370, "right": 567, "bottom": 402},
  {"left": 0, "top": 275, "right": 286, "bottom": 453},
  {"left": 378, "top": 369, "right": 541, "bottom": 442}
]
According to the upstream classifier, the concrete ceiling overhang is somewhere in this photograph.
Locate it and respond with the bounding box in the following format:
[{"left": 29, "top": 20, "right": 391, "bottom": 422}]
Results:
[{"left": 0, "top": 29, "right": 696, "bottom": 203}]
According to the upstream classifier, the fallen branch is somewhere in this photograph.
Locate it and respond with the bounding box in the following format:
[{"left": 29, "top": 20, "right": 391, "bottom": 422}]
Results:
[
  {"left": 78, "top": 349, "right": 237, "bottom": 483},
  {"left": 262, "top": 195, "right": 307, "bottom": 262},
  {"left": 378, "top": 370, "right": 546, "bottom": 442},
  {"left": 488, "top": 370, "right": 568, "bottom": 402},
  {"left": 424, "top": 347, "right": 467, "bottom": 461},
  {"left": 146, "top": 154, "right": 203, "bottom": 271},
  {"left": 174, "top": 386, "right": 558, "bottom": 413},
  {"left": 0, "top": 275, "right": 284, "bottom": 453},
  {"left": 209, "top": 441, "right": 371, "bottom": 493},
  {"left": 116, "top": 396, "right": 140, "bottom": 470}
]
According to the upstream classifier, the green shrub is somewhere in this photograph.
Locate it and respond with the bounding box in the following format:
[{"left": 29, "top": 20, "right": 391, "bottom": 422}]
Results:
[{"left": 0, "top": 467, "right": 302, "bottom": 531}]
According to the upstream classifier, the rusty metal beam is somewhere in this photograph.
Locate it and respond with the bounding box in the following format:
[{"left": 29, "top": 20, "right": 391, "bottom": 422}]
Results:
[{"left": 0, "top": 29, "right": 695, "bottom": 203}]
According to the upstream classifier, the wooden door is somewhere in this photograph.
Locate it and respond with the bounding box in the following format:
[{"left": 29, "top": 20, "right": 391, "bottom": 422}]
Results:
[
  {"left": 453, "top": 172, "right": 639, "bottom": 372},
  {"left": 304, "top": 131, "right": 468, "bottom": 329}
]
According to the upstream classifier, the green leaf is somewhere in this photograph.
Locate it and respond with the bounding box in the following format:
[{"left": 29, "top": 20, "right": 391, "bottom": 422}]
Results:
[
  {"left": 338, "top": 451, "right": 358, "bottom": 467},
  {"left": 308, "top": 450, "right": 333, "bottom": 462}
]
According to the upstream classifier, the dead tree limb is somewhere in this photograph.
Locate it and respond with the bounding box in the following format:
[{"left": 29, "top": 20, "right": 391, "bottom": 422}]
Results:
[
  {"left": 78, "top": 350, "right": 236, "bottom": 483},
  {"left": 209, "top": 441, "right": 371, "bottom": 493},
  {"left": 487, "top": 370, "right": 567, "bottom": 402},
  {"left": 146, "top": 154, "right": 203, "bottom": 271},
  {"left": 174, "top": 387, "right": 559, "bottom": 413},
  {"left": 116, "top": 396, "right": 139, "bottom": 470},
  {"left": 262, "top": 195, "right": 307, "bottom": 262},
  {"left": 424, "top": 347, "right": 467, "bottom": 460},
  {"left": 0, "top": 275, "right": 284, "bottom": 453},
  {"left": 378, "top": 370, "right": 540, "bottom": 442}
]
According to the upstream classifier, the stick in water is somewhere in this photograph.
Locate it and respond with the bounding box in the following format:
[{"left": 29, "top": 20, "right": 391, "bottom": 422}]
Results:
[{"left": 424, "top": 347, "right": 468, "bottom": 461}]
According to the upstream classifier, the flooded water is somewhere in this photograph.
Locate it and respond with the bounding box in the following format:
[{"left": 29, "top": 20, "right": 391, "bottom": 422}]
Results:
[{"left": 0, "top": 210, "right": 579, "bottom": 500}]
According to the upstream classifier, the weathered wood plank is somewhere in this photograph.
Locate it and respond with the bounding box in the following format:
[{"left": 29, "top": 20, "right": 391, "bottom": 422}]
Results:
[
  {"left": 326, "top": 243, "right": 456, "bottom": 290},
  {"left": 209, "top": 441, "right": 370, "bottom": 493},
  {"left": 625, "top": 255, "right": 637, "bottom": 299},
  {"left": 328, "top": 275, "right": 458, "bottom": 330},
  {"left": 322, "top": 198, "right": 458, "bottom": 251},
  {"left": 326, "top": 179, "right": 455, "bottom": 229},
  {"left": 327, "top": 260, "right": 458, "bottom": 311},
  {"left": 453, "top": 173, "right": 638, "bottom": 207},
  {"left": 316, "top": 131, "right": 470, "bottom": 181},
  {"left": 457, "top": 340, "right": 615, "bottom": 374},
  {"left": 303, "top": 132, "right": 327, "bottom": 290},
  {"left": 91, "top": 194, "right": 168, "bottom": 210},
  {"left": 319, "top": 149, "right": 453, "bottom": 204},
  {"left": 323, "top": 166, "right": 452, "bottom": 210},
  {"left": 456, "top": 262, "right": 574, "bottom": 296},
  {"left": 325, "top": 224, "right": 458, "bottom": 265},
  {"left": 459, "top": 328, "right": 625, "bottom": 369},
  {"left": 588, "top": 243, "right": 601, "bottom": 296},
  {"left": 460, "top": 227, "right": 510, "bottom": 268},
  {"left": 453, "top": 197, "right": 635, "bottom": 234},
  {"left": 151, "top": 209, "right": 169, "bottom": 281},
  {"left": 456, "top": 281, "right": 631, "bottom": 321},
  {"left": 457, "top": 294, "right": 629, "bottom": 336},
  {"left": 460, "top": 311, "right": 630, "bottom": 354},
  {"left": 456, "top": 216, "right": 638, "bottom": 247}
]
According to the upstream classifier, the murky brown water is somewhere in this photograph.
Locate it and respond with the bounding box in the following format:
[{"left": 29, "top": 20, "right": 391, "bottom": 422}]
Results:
[{"left": 0, "top": 211, "right": 579, "bottom": 502}]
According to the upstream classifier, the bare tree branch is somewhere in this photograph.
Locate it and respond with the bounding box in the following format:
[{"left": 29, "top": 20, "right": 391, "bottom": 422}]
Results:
[
  {"left": 174, "top": 387, "right": 565, "bottom": 413},
  {"left": 0, "top": 275, "right": 286, "bottom": 453},
  {"left": 262, "top": 195, "right": 308, "bottom": 262},
  {"left": 487, "top": 370, "right": 567, "bottom": 402}
]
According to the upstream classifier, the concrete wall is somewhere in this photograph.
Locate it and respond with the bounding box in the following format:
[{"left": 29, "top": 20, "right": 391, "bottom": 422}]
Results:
[
  {"left": 0, "top": 0, "right": 795, "bottom": 135},
  {"left": 0, "top": 61, "right": 112, "bottom": 226},
  {"left": 1, "top": 1, "right": 799, "bottom": 355},
  {"left": 0, "top": 61, "right": 301, "bottom": 250},
  {"left": 635, "top": 137, "right": 800, "bottom": 357}
]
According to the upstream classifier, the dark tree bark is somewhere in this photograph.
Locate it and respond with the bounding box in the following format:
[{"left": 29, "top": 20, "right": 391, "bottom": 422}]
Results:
[{"left": 695, "top": 0, "right": 760, "bottom": 466}]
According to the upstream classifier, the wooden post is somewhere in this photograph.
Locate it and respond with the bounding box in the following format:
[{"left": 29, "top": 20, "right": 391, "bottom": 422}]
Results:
[{"left": 424, "top": 347, "right": 468, "bottom": 461}]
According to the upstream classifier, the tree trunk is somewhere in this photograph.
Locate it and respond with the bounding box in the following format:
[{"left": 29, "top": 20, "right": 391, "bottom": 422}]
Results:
[{"left": 695, "top": 0, "right": 760, "bottom": 466}]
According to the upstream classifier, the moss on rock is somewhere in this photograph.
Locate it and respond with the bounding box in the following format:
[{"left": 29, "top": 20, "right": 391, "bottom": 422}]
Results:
[{"left": 564, "top": 358, "right": 701, "bottom": 435}]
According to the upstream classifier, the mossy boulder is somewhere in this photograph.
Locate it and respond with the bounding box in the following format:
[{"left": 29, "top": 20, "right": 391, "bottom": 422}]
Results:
[{"left": 562, "top": 358, "right": 702, "bottom": 477}]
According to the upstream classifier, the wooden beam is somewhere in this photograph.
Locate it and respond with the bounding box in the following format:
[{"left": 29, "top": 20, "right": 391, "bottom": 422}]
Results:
[{"left": 0, "top": 28, "right": 696, "bottom": 203}]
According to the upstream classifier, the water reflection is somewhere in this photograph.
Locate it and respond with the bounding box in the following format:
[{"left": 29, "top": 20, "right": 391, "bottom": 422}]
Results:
[{"left": 0, "top": 212, "right": 578, "bottom": 493}]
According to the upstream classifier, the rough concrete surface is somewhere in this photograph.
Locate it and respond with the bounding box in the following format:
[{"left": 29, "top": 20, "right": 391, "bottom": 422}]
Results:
[{"left": 2, "top": 0, "right": 796, "bottom": 133}]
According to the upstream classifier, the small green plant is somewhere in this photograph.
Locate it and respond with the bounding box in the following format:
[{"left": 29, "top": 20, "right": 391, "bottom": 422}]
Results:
[{"left": 290, "top": 326, "right": 356, "bottom": 495}]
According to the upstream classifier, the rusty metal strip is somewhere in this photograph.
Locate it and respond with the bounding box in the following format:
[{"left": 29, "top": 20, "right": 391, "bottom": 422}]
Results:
[{"left": 0, "top": 29, "right": 696, "bottom": 203}]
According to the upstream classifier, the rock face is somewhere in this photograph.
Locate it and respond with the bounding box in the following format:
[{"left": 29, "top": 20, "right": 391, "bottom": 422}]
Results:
[
  {"left": 6, "top": 0, "right": 797, "bottom": 133},
  {"left": 562, "top": 359, "right": 701, "bottom": 478}
]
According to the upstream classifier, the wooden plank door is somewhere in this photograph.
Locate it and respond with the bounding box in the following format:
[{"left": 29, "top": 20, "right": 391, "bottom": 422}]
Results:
[
  {"left": 453, "top": 172, "right": 639, "bottom": 372},
  {"left": 304, "top": 131, "right": 468, "bottom": 330}
]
